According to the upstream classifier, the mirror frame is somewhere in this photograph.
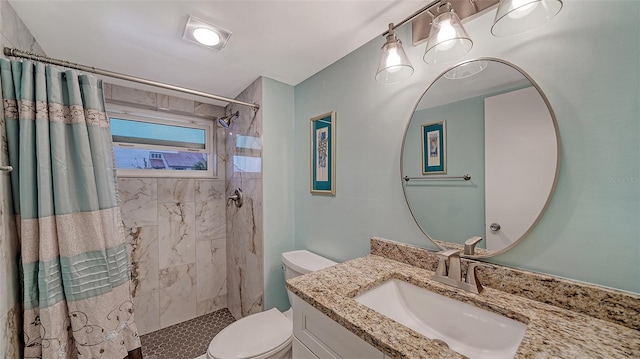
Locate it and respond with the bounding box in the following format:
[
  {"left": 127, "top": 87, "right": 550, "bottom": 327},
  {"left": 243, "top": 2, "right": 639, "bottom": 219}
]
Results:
[{"left": 400, "top": 57, "right": 561, "bottom": 258}]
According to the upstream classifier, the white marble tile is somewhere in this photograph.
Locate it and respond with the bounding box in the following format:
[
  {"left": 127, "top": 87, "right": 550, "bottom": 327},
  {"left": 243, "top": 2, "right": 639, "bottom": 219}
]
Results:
[
  {"left": 1, "top": 1, "right": 30, "bottom": 52},
  {"left": 195, "top": 180, "right": 226, "bottom": 241},
  {"left": 0, "top": 306, "right": 20, "bottom": 359},
  {"left": 124, "top": 226, "right": 159, "bottom": 298},
  {"left": 225, "top": 78, "right": 264, "bottom": 319},
  {"left": 0, "top": 311, "right": 6, "bottom": 359},
  {"left": 156, "top": 94, "right": 170, "bottom": 110},
  {"left": 0, "top": 1, "right": 17, "bottom": 38},
  {"left": 197, "top": 294, "right": 227, "bottom": 316},
  {"left": 0, "top": 205, "right": 17, "bottom": 317},
  {"left": 158, "top": 264, "right": 197, "bottom": 328},
  {"left": 158, "top": 202, "right": 196, "bottom": 269},
  {"left": 226, "top": 79, "right": 262, "bottom": 137},
  {"left": 226, "top": 176, "right": 263, "bottom": 318},
  {"left": 158, "top": 178, "right": 195, "bottom": 203},
  {"left": 195, "top": 102, "right": 225, "bottom": 118},
  {"left": 0, "top": 182, "right": 19, "bottom": 318},
  {"left": 0, "top": 212, "right": 7, "bottom": 317},
  {"left": 133, "top": 291, "right": 160, "bottom": 335},
  {"left": 0, "top": 34, "right": 13, "bottom": 50},
  {"left": 110, "top": 84, "right": 157, "bottom": 108},
  {"left": 157, "top": 94, "right": 195, "bottom": 114},
  {"left": 225, "top": 78, "right": 263, "bottom": 182},
  {"left": 118, "top": 178, "right": 158, "bottom": 227},
  {"left": 227, "top": 241, "right": 264, "bottom": 319},
  {"left": 196, "top": 239, "right": 226, "bottom": 302},
  {"left": 216, "top": 126, "right": 226, "bottom": 180},
  {"left": 103, "top": 83, "right": 112, "bottom": 100}
]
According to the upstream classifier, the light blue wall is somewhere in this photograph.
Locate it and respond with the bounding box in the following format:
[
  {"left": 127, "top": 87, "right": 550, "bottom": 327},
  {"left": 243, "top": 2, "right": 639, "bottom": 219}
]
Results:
[
  {"left": 404, "top": 98, "right": 486, "bottom": 246},
  {"left": 262, "top": 77, "right": 296, "bottom": 310},
  {"left": 294, "top": 1, "right": 640, "bottom": 294}
]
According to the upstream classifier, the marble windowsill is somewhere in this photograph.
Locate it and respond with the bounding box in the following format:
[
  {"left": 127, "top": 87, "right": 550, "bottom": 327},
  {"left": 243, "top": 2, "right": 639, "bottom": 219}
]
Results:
[{"left": 286, "top": 238, "right": 640, "bottom": 358}]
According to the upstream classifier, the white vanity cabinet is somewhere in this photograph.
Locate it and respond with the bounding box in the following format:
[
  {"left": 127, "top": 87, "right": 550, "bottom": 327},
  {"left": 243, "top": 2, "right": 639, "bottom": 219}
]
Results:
[{"left": 291, "top": 294, "right": 387, "bottom": 359}]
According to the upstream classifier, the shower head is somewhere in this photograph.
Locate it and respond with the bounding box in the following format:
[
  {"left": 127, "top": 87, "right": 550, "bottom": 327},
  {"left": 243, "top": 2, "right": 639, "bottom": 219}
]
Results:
[{"left": 218, "top": 111, "right": 239, "bottom": 128}]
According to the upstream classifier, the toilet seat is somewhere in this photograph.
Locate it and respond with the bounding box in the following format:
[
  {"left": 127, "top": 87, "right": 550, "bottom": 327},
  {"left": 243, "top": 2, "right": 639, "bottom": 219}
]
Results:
[{"left": 207, "top": 308, "right": 292, "bottom": 359}]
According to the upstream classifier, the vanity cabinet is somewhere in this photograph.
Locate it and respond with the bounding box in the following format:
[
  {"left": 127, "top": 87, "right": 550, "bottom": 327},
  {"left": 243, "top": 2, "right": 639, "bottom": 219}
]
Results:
[{"left": 291, "top": 294, "right": 386, "bottom": 359}]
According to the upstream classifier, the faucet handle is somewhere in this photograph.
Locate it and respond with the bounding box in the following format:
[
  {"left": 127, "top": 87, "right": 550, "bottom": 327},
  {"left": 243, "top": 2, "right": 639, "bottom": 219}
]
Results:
[
  {"left": 463, "top": 236, "right": 483, "bottom": 255},
  {"left": 435, "top": 249, "right": 462, "bottom": 280},
  {"left": 436, "top": 249, "right": 461, "bottom": 259},
  {"left": 434, "top": 249, "right": 460, "bottom": 276},
  {"left": 465, "top": 262, "right": 490, "bottom": 294}
]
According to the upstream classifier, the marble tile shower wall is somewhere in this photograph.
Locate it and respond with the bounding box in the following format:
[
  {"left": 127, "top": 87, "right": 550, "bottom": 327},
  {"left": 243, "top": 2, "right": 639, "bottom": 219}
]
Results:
[
  {"left": 0, "top": 1, "right": 45, "bottom": 357},
  {"left": 105, "top": 84, "right": 229, "bottom": 335},
  {"left": 118, "top": 178, "right": 227, "bottom": 335},
  {"left": 226, "top": 77, "right": 264, "bottom": 319}
]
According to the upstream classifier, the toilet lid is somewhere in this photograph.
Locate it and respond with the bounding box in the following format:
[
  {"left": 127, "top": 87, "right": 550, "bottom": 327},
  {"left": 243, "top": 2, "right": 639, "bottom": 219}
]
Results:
[{"left": 208, "top": 308, "right": 292, "bottom": 359}]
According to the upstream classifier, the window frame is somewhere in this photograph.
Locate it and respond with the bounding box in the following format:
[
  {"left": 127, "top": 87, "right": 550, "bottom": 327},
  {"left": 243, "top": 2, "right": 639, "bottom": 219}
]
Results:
[{"left": 107, "top": 103, "right": 217, "bottom": 178}]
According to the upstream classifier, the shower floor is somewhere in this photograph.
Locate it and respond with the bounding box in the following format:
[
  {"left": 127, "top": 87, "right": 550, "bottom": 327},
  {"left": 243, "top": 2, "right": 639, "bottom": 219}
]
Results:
[{"left": 140, "top": 308, "right": 235, "bottom": 359}]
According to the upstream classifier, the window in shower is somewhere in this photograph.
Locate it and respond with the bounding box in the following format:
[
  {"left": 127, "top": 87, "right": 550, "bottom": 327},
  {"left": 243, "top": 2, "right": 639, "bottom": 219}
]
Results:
[
  {"left": 233, "top": 135, "right": 262, "bottom": 173},
  {"left": 107, "top": 104, "right": 216, "bottom": 178}
]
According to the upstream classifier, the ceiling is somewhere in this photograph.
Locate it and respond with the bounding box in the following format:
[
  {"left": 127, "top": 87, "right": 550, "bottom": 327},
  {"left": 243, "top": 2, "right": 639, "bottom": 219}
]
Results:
[
  {"left": 416, "top": 60, "right": 532, "bottom": 110},
  {"left": 8, "top": 0, "right": 425, "bottom": 104}
]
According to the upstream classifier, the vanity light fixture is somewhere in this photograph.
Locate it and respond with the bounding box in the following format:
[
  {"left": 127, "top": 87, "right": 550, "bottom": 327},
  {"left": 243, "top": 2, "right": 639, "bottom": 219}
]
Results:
[
  {"left": 183, "top": 16, "right": 232, "bottom": 51},
  {"left": 376, "top": 23, "right": 414, "bottom": 83},
  {"left": 423, "top": 2, "right": 472, "bottom": 65},
  {"left": 375, "top": 0, "right": 562, "bottom": 82},
  {"left": 491, "top": 0, "right": 563, "bottom": 37}
]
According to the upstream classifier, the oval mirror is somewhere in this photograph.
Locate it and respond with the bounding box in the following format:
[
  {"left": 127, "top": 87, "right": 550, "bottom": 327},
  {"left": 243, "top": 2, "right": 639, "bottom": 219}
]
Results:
[{"left": 401, "top": 58, "right": 560, "bottom": 258}]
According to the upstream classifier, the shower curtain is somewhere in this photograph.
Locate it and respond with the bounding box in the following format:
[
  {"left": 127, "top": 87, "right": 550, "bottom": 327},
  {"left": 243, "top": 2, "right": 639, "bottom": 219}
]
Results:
[{"left": 0, "top": 59, "right": 142, "bottom": 359}]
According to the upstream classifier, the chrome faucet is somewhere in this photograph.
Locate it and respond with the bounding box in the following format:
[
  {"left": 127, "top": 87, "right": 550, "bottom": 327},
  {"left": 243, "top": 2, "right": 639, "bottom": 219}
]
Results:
[
  {"left": 432, "top": 249, "right": 484, "bottom": 294},
  {"left": 463, "top": 236, "right": 483, "bottom": 255}
]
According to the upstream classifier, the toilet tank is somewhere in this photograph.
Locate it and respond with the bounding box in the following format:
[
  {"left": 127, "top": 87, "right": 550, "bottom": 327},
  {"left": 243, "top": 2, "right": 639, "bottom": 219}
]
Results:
[{"left": 281, "top": 250, "right": 337, "bottom": 280}]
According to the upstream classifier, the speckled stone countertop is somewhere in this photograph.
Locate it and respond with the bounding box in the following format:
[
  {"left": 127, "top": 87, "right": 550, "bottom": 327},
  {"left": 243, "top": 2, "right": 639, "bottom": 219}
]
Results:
[{"left": 286, "top": 240, "right": 640, "bottom": 358}]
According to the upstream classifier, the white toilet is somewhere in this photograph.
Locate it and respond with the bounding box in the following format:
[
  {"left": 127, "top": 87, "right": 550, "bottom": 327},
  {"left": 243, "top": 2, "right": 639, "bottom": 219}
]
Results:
[{"left": 203, "top": 250, "right": 337, "bottom": 359}]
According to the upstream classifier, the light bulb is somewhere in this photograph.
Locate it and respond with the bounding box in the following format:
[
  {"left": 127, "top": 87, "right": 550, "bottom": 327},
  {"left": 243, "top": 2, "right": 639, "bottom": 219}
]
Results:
[
  {"left": 193, "top": 27, "right": 220, "bottom": 46},
  {"left": 385, "top": 46, "right": 402, "bottom": 73},
  {"left": 436, "top": 18, "right": 457, "bottom": 50},
  {"left": 509, "top": 0, "right": 537, "bottom": 19}
]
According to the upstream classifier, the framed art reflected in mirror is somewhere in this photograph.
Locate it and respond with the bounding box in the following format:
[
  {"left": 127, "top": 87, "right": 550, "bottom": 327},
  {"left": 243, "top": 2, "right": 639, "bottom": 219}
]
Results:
[{"left": 422, "top": 120, "right": 446, "bottom": 175}]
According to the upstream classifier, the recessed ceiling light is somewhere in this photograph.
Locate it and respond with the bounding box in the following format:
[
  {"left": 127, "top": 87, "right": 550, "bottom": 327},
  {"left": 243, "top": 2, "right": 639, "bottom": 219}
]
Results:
[
  {"left": 183, "top": 16, "right": 231, "bottom": 51},
  {"left": 193, "top": 27, "right": 220, "bottom": 46},
  {"left": 444, "top": 61, "right": 489, "bottom": 80}
]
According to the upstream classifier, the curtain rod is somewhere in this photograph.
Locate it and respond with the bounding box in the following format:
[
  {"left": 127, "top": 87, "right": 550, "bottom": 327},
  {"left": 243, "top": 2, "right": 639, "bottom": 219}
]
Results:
[{"left": 3, "top": 47, "right": 259, "bottom": 110}]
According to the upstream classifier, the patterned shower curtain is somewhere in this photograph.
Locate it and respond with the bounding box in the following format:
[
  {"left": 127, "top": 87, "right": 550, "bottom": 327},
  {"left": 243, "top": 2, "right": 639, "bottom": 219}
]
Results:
[{"left": 0, "top": 59, "right": 142, "bottom": 359}]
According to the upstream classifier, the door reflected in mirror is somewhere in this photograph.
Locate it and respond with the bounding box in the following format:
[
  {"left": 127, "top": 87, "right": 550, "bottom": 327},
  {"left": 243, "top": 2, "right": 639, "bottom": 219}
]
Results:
[{"left": 401, "top": 58, "right": 560, "bottom": 257}]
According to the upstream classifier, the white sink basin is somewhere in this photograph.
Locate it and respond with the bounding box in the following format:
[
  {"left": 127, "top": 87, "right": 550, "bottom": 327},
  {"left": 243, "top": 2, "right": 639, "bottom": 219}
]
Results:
[{"left": 354, "top": 279, "right": 527, "bottom": 359}]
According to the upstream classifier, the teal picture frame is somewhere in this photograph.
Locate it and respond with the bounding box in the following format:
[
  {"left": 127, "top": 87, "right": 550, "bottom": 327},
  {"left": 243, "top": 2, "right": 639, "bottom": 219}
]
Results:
[
  {"left": 310, "top": 111, "right": 336, "bottom": 195},
  {"left": 422, "top": 120, "right": 446, "bottom": 174}
]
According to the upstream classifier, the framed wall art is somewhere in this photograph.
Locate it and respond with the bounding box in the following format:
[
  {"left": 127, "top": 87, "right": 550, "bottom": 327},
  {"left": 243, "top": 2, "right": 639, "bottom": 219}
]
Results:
[
  {"left": 422, "top": 120, "right": 446, "bottom": 175},
  {"left": 310, "top": 111, "right": 336, "bottom": 195}
]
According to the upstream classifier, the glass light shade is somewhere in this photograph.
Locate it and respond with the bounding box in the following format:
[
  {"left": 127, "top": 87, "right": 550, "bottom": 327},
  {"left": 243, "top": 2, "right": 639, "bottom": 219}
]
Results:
[
  {"left": 376, "top": 37, "right": 414, "bottom": 83},
  {"left": 423, "top": 11, "right": 473, "bottom": 65},
  {"left": 491, "top": 0, "right": 563, "bottom": 37}
]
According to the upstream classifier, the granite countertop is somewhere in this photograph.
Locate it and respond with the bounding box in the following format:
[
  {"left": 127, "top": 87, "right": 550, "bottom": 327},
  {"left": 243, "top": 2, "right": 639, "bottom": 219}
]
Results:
[{"left": 286, "top": 254, "right": 640, "bottom": 358}]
